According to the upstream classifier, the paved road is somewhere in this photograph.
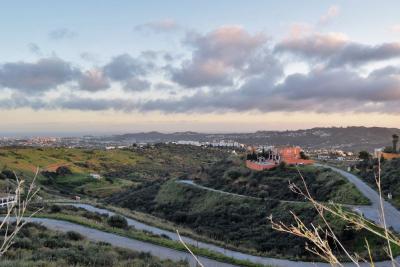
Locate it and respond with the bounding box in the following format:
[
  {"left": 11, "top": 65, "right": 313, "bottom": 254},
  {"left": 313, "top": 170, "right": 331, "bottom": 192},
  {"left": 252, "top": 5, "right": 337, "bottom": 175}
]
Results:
[
  {"left": 180, "top": 166, "right": 400, "bottom": 233},
  {"left": 316, "top": 164, "right": 400, "bottom": 232},
  {"left": 177, "top": 180, "right": 303, "bottom": 204},
  {"left": 59, "top": 202, "right": 398, "bottom": 267},
  {"left": 10, "top": 217, "right": 236, "bottom": 267}
]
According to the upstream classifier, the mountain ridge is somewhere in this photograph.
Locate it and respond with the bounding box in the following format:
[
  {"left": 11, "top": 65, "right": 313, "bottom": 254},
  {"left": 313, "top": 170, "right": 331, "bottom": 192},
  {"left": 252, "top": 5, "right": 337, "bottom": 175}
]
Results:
[{"left": 110, "top": 126, "right": 400, "bottom": 151}]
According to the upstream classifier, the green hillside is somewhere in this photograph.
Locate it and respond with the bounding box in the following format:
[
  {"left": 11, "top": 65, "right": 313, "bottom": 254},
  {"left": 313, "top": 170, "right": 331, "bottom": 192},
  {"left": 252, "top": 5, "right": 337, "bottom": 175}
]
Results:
[
  {"left": 358, "top": 158, "right": 400, "bottom": 208},
  {"left": 106, "top": 179, "right": 389, "bottom": 261},
  {"left": 0, "top": 144, "right": 228, "bottom": 198},
  {"left": 192, "top": 158, "right": 369, "bottom": 204},
  {"left": 1, "top": 222, "right": 188, "bottom": 267}
]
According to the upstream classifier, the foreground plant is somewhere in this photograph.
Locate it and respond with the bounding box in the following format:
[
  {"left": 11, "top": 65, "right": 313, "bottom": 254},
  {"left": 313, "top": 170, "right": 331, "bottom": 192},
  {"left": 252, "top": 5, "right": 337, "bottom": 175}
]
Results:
[
  {"left": 270, "top": 162, "right": 399, "bottom": 267},
  {"left": 0, "top": 168, "right": 41, "bottom": 256}
]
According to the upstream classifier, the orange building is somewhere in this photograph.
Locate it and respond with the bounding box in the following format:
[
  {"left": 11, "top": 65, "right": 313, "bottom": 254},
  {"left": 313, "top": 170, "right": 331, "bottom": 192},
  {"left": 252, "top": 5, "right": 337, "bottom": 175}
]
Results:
[
  {"left": 246, "top": 146, "right": 314, "bottom": 171},
  {"left": 277, "top": 146, "right": 314, "bottom": 165},
  {"left": 375, "top": 151, "right": 400, "bottom": 160}
]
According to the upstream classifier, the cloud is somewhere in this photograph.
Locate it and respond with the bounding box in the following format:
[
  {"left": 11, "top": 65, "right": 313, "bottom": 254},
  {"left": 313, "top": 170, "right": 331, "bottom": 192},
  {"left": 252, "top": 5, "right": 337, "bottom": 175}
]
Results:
[
  {"left": 171, "top": 26, "right": 270, "bottom": 88},
  {"left": 0, "top": 57, "right": 80, "bottom": 93},
  {"left": 1, "top": 64, "right": 399, "bottom": 114},
  {"left": 134, "top": 19, "right": 179, "bottom": 33},
  {"left": 78, "top": 69, "right": 110, "bottom": 91},
  {"left": 1, "top": 25, "right": 400, "bottom": 116},
  {"left": 319, "top": 5, "right": 340, "bottom": 25},
  {"left": 138, "top": 66, "right": 400, "bottom": 114},
  {"left": 276, "top": 31, "right": 400, "bottom": 67},
  {"left": 123, "top": 78, "right": 151, "bottom": 91},
  {"left": 103, "top": 54, "right": 151, "bottom": 81},
  {"left": 48, "top": 28, "right": 77, "bottom": 40},
  {"left": 27, "top": 43, "right": 42, "bottom": 56},
  {"left": 80, "top": 52, "right": 100, "bottom": 64}
]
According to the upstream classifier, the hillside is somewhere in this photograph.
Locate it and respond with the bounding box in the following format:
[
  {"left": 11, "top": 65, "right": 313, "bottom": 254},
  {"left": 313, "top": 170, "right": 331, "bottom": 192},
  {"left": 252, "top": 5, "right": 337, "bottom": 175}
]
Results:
[
  {"left": 106, "top": 179, "right": 389, "bottom": 261},
  {"left": 0, "top": 144, "right": 228, "bottom": 198},
  {"left": 357, "top": 158, "right": 400, "bottom": 208},
  {"left": 109, "top": 126, "right": 400, "bottom": 151},
  {"left": 1, "top": 222, "right": 187, "bottom": 267},
  {"left": 192, "top": 158, "right": 369, "bottom": 204}
]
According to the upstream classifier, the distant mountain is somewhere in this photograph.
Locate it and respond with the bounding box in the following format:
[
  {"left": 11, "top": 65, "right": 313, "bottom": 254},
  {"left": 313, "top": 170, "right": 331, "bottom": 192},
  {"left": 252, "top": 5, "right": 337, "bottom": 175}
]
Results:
[{"left": 110, "top": 127, "right": 400, "bottom": 152}]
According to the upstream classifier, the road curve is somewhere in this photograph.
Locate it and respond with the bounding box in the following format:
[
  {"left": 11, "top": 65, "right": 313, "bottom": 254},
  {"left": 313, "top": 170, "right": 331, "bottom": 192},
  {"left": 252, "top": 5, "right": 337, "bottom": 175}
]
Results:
[
  {"left": 58, "top": 203, "right": 398, "bottom": 267},
  {"left": 316, "top": 164, "right": 400, "bottom": 232},
  {"left": 12, "top": 217, "right": 236, "bottom": 267},
  {"left": 177, "top": 180, "right": 304, "bottom": 204}
]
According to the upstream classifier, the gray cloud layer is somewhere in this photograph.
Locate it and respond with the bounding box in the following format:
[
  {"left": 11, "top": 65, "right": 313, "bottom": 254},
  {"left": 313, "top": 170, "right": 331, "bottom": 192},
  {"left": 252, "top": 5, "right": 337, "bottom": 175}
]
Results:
[
  {"left": 275, "top": 32, "right": 400, "bottom": 67},
  {"left": 0, "top": 58, "right": 80, "bottom": 93},
  {"left": 171, "top": 26, "right": 270, "bottom": 88},
  {"left": 1, "top": 26, "right": 400, "bottom": 114}
]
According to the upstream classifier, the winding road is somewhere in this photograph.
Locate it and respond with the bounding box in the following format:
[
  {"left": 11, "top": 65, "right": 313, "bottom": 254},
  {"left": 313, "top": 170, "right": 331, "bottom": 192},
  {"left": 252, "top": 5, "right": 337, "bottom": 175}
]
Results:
[
  {"left": 180, "top": 165, "right": 400, "bottom": 233},
  {"left": 10, "top": 165, "right": 400, "bottom": 266},
  {"left": 316, "top": 164, "right": 400, "bottom": 232},
  {"left": 16, "top": 217, "right": 235, "bottom": 267},
  {"left": 17, "top": 203, "right": 399, "bottom": 267}
]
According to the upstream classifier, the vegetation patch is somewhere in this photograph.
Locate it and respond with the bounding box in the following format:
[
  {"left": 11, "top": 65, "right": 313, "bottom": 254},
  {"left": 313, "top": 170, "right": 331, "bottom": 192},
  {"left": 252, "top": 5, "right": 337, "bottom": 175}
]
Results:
[
  {"left": 107, "top": 179, "right": 386, "bottom": 261},
  {"left": 192, "top": 158, "right": 369, "bottom": 204}
]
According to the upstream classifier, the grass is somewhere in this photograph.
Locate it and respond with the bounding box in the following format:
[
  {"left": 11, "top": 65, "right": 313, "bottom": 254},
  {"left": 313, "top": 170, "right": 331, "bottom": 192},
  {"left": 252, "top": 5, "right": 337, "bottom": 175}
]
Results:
[
  {"left": 1, "top": 222, "right": 188, "bottom": 267},
  {"left": 194, "top": 158, "right": 369, "bottom": 205},
  {"left": 37, "top": 211, "right": 266, "bottom": 267},
  {"left": 108, "top": 178, "right": 388, "bottom": 260},
  {"left": 0, "top": 145, "right": 229, "bottom": 199}
]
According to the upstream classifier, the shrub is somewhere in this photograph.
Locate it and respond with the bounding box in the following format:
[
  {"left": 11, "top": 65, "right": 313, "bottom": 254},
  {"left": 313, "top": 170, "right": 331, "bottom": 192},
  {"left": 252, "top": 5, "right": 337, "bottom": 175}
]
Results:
[
  {"left": 56, "top": 166, "right": 72, "bottom": 176},
  {"left": 50, "top": 205, "right": 61, "bottom": 213},
  {"left": 107, "top": 215, "right": 128, "bottom": 229},
  {"left": 66, "top": 231, "right": 84, "bottom": 241},
  {"left": 13, "top": 237, "right": 33, "bottom": 249},
  {"left": 1, "top": 170, "right": 15, "bottom": 179}
]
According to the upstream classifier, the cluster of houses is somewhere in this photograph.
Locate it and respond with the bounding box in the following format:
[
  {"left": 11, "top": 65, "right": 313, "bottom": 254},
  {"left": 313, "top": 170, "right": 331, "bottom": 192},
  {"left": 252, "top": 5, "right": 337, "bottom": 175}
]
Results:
[
  {"left": 174, "top": 140, "right": 244, "bottom": 148},
  {"left": 246, "top": 146, "right": 314, "bottom": 171},
  {"left": 374, "top": 134, "right": 400, "bottom": 160}
]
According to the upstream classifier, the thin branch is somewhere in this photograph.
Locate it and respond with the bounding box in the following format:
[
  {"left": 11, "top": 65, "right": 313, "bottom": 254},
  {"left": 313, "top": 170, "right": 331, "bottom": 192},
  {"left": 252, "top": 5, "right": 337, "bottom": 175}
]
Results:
[{"left": 176, "top": 230, "right": 205, "bottom": 267}]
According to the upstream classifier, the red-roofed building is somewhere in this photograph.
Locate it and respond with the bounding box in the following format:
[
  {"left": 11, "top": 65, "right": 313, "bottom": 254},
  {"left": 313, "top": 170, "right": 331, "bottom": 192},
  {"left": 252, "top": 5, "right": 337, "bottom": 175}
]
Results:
[{"left": 246, "top": 146, "right": 314, "bottom": 171}]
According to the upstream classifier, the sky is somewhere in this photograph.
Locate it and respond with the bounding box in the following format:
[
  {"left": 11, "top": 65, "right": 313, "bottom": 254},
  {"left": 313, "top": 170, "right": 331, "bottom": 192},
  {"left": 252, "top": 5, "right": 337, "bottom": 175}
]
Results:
[{"left": 1, "top": 0, "right": 400, "bottom": 135}]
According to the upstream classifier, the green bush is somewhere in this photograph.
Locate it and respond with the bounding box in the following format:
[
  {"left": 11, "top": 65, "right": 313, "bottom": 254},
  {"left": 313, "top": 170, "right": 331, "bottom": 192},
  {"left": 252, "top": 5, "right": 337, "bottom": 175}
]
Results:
[
  {"left": 107, "top": 215, "right": 128, "bottom": 229},
  {"left": 66, "top": 231, "right": 84, "bottom": 241},
  {"left": 50, "top": 205, "right": 62, "bottom": 213}
]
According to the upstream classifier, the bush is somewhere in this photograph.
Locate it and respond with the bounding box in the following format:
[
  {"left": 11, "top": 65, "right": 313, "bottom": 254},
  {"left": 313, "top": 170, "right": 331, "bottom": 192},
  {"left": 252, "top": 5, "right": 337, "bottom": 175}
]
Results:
[
  {"left": 1, "top": 170, "right": 15, "bottom": 179},
  {"left": 56, "top": 166, "right": 72, "bottom": 176},
  {"left": 66, "top": 231, "right": 84, "bottom": 241},
  {"left": 50, "top": 205, "right": 62, "bottom": 213},
  {"left": 107, "top": 215, "right": 128, "bottom": 229}
]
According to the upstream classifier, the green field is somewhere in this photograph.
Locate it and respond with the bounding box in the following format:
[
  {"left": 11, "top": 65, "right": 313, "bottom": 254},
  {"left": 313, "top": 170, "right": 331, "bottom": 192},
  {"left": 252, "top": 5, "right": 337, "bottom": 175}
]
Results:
[{"left": 0, "top": 144, "right": 228, "bottom": 198}]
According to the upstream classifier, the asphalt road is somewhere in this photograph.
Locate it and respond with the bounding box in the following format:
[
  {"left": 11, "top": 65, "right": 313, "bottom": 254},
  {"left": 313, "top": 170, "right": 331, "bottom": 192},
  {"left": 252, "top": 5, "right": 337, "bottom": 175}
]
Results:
[
  {"left": 10, "top": 217, "right": 237, "bottom": 267},
  {"left": 316, "top": 164, "right": 400, "bottom": 232}
]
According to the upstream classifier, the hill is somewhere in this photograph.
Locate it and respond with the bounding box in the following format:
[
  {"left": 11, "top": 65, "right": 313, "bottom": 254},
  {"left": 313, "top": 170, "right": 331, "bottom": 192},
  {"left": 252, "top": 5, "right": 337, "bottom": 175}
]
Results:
[
  {"left": 109, "top": 126, "right": 400, "bottom": 151},
  {"left": 357, "top": 158, "right": 400, "bottom": 208},
  {"left": 0, "top": 144, "right": 228, "bottom": 199},
  {"left": 106, "top": 179, "right": 388, "bottom": 261},
  {"left": 192, "top": 158, "right": 369, "bottom": 204}
]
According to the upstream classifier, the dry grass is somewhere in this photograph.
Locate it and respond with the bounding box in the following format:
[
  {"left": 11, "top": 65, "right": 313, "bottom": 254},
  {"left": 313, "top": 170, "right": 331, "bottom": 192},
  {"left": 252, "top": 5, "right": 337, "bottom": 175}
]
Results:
[
  {"left": 270, "top": 161, "right": 399, "bottom": 266},
  {"left": 0, "top": 168, "right": 41, "bottom": 256}
]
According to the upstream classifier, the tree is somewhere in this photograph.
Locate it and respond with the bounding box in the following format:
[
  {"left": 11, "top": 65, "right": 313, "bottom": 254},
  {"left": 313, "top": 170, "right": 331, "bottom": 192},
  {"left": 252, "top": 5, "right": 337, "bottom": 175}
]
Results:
[
  {"left": 299, "top": 151, "right": 310, "bottom": 160},
  {"left": 358, "top": 151, "right": 370, "bottom": 162},
  {"left": 55, "top": 166, "right": 72, "bottom": 176},
  {"left": 107, "top": 215, "right": 128, "bottom": 229},
  {"left": 392, "top": 134, "right": 399, "bottom": 153}
]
